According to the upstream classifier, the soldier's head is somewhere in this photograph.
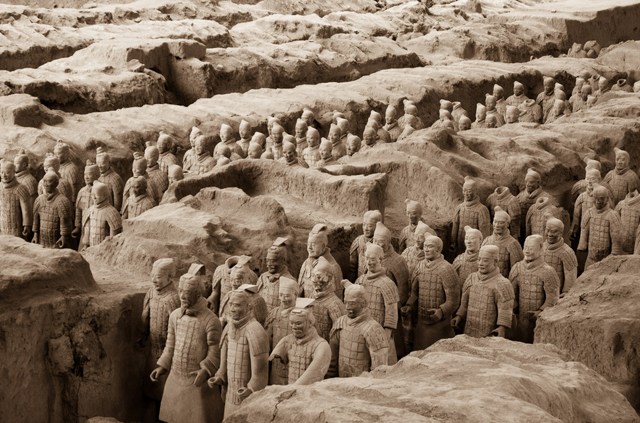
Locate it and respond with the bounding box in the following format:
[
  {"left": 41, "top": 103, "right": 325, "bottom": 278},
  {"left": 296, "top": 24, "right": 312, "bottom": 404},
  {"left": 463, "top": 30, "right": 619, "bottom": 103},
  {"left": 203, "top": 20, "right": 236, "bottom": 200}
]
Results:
[
  {"left": 132, "top": 153, "right": 147, "bottom": 177},
  {"left": 151, "top": 258, "right": 175, "bottom": 291},
  {"left": 485, "top": 95, "right": 497, "bottom": 112},
  {"left": 220, "top": 124, "right": 234, "bottom": 143},
  {"left": 385, "top": 105, "right": 398, "bottom": 125},
  {"left": 598, "top": 76, "right": 608, "bottom": 92},
  {"left": 302, "top": 109, "right": 315, "bottom": 127},
  {"left": 178, "top": 273, "right": 204, "bottom": 310},
  {"left": 248, "top": 142, "right": 262, "bottom": 159},
  {"left": 189, "top": 127, "right": 202, "bottom": 148},
  {"left": 513, "top": 81, "right": 524, "bottom": 96},
  {"left": 84, "top": 160, "right": 100, "bottom": 186},
  {"left": 43, "top": 169, "right": 59, "bottom": 194},
  {"left": 132, "top": 176, "right": 147, "bottom": 197},
  {"left": 1, "top": 161, "right": 16, "bottom": 183},
  {"left": 319, "top": 138, "right": 333, "bottom": 160},
  {"left": 615, "top": 148, "right": 630, "bottom": 171},
  {"left": 543, "top": 76, "right": 555, "bottom": 94},
  {"left": 251, "top": 132, "right": 267, "bottom": 150},
  {"left": 475, "top": 103, "right": 486, "bottom": 122},
  {"left": 168, "top": 165, "right": 184, "bottom": 185},
  {"left": 289, "top": 299, "right": 316, "bottom": 339},
  {"left": 423, "top": 235, "right": 443, "bottom": 260},
  {"left": 364, "top": 242, "right": 384, "bottom": 274},
  {"left": 414, "top": 221, "right": 431, "bottom": 250},
  {"left": 329, "top": 124, "right": 341, "bottom": 145},
  {"left": 44, "top": 154, "right": 61, "bottom": 174},
  {"left": 267, "top": 116, "right": 281, "bottom": 137},
  {"left": 362, "top": 127, "right": 376, "bottom": 146},
  {"left": 96, "top": 148, "right": 111, "bottom": 174},
  {"left": 91, "top": 181, "right": 110, "bottom": 205},
  {"left": 478, "top": 245, "right": 499, "bottom": 275},
  {"left": 239, "top": 120, "right": 251, "bottom": 139},
  {"left": 54, "top": 141, "right": 71, "bottom": 164},
  {"left": 486, "top": 114, "right": 498, "bottom": 128},
  {"left": 194, "top": 135, "right": 208, "bottom": 156},
  {"left": 545, "top": 217, "right": 564, "bottom": 244},
  {"left": 13, "top": 149, "right": 29, "bottom": 173},
  {"left": 283, "top": 141, "right": 297, "bottom": 162},
  {"left": 585, "top": 168, "right": 601, "bottom": 190},
  {"left": 405, "top": 199, "right": 422, "bottom": 225},
  {"left": 344, "top": 284, "right": 367, "bottom": 318},
  {"left": 311, "top": 256, "right": 334, "bottom": 294},
  {"left": 523, "top": 235, "right": 544, "bottom": 262},
  {"left": 462, "top": 177, "right": 477, "bottom": 201},
  {"left": 214, "top": 143, "right": 231, "bottom": 161},
  {"left": 266, "top": 238, "right": 287, "bottom": 273},
  {"left": 459, "top": 116, "right": 472, "bottom": 131},
  {"left": 144, "top": 143, "right": 159, "bottom": 167},
  {"left": 505, "top": 106, "right": 519, "bottom": 124},
  {"left": 278, "top": 277, "right": 299, "bottom": 309},
  {"left": 295, "top": 119, "right": 308, "bottom": 138},
  {"left": 157, "top": 132, "right": 172, "bottom": 154},
  {"left": 307, "top": 127, "right": 320, "bottom": 148},
  {"left": 493, "top": 207, "right": 511, "bottom": 236},
  {"left": 464, "top": 226, "right": 483, "bottom": 254},
  {"left": 229, "top": 289, "right": 254, "bottom": 321},
  {"left": 524, "top": 168, "right": 541, "bottom": 193},
  {"left": 373, "top": 221, "right": 392, "bottom": 253},
  {"left": 271, "top": 124, "right": 285, "bottom": 145},
  {"left": 593, "top": 184, "right": 610, "bottom": 210},
  {"left": 361, "top": 210, "right": 382, "bottom": 238},
  {"left": 346, "top": 135, "right": 361, "bottom": 156},
  {"left": 493, "top": 84, "right": 504, "bottom": 100},
  {"left": 230, "top": 260, "right": 253, "bottom": 290},
  {"left": 307, "top": 224, "right": 329, "bottom": 259},
  {"left": 581, "top": 84, "right": 592, "bottom": 100}
]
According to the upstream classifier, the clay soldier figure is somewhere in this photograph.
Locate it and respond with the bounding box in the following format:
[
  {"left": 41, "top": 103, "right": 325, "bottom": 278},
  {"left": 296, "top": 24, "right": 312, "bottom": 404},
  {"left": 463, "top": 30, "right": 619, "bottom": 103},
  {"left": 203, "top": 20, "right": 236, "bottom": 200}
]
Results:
[
  {"left": 384, "top": 105, "right": 402, "bottom": 142},
  {"left": 168, "top": 165, "right": 184, "bottom": 185},
  {"left": 265, "top": 277, "right": 299, "bottom": 385},
  {"left": 301, "top": 108, "right": 319, "bottom": 130},
  {"left": 0, "top": 161, "right": 32, "bottom": 238},
  {"left": 279, "top": 141, "right": 301, "bottom": 167},
  {"left": 214, "top": 144, "right": 232, "bottom": 167},
  {"left": 251, "top": 132, "right": 267, "bottom": 152},
  {"left": 451, "top": 176, "right": 491, "bottom": 255},
  {"left": 328, "top": 284, "right": 389, "bottom": 377},
  {"left": 237, "top": 120, "right": 252, "bottom": 158},
  {"left": 71, "top": 161, "right": 99, "bottom": 250},
  {"left": 536, "top": 76, "right": 556, "bottom": 123},
  {"left": 151, "top": 273, "right": 223, "bottom": 423},
  {"left": 399, "top": 199, "right": 435, "bottom": 253},
  {"left": 209, "top": 256, "right": 257, "bottom": 315},
  {"left": 603, "top": 148, "right": 640, "bottom": 205},
  {"left": 452, "top": 226, "right": 483, "bottom": 285},
  {"left": 299, "top": 223, "right": 343, "bottom": 299},
  {"left": 360, "top": 127, "right": 378, "bottom": 151},
  {"left": 96, "top": 147, "right": 124, "bottom": 211},
  {"left": 506, "top": 81, "right": 529, "bottom": 108},
  {"left": 215, "top": 123, "right": 243, "bottom": 160},
  {"left": 122, "top": 153, "right": 161, "bottom": 208},
  {"left": 615, "top": 190, "right": 640, "bottom": 254},
  {"left": 572, "top": 84, "right": 592, "bottom": 113},
  {"left": 458, "top": 116, "right": 472, "bottom": 131},
  {"left": 269, "top": 298, "right": 331, "bottom": 385},
  {"left": 220, "top": 261, "right": 267, "bottom": 327},
  {"left": 485, "top": 115, "right": 498, "bottom": 129},
  {"left": 578, "top": 184, "right": 624, "bottom": 268},
  {"left": 403, "top": 235, "right": 460, "bottom": 350},
  {"left": 451, "top": 101, "right": 468, "bottom": 126},
  {"left": 294, "top": 119, "right": 308, "bottom": 157},
  {"left": 570, "top": 158, "right": 602, "bottom": 205},
  {"left": 265, "top": 123, "right": 285, "bottom": 161},
  {"left": 256, "top": 238, "right": 294, "bottom": 313},
  {"left": 122, "top": 176, "right": 156, "bottom": 220},
  {"left": 482, "top": 207, "right": 523, "bottom": 278},
  {"left": 493, "top": 84, "right": 507, "bottom": 118},
  {"left": 571, "top": 168, "right": 607, "bottom": 242},
  {"left": 32, "top": 170, "right": 73, "bottom": 249},
  {"left": 346, "top": 134, "right": 361, "bottom": 157},
  {"left": 517, "top": 98, "right": 543, "bottom": 123},
  {"left": 209, "top": 285, "right": 269, "bottom": 419},
  {"left": 505, "top": 106, "right": 519, "bottom": 124},
  {"left": 86, "top": 182, "right": 122, "bottom": 248},
  {"left": 525, "top": 196, "right": 562, "bottom": 237},
  {"left": 402, "top": 222, "right": 433, "bottom": 277},
  {"left": 328, "top": 124, "right": 346, "bottom": 160},
  {"left": 37, "top": 154, "right": 74, "bottom": 202},
  {"left": 543, "top": 217, "right": 577, "bottom": 295},
  {"left": 302, "top": 127, "right": 321, "bottom": 168},
  {"left": 516, "top": 168, "right": 553, "bottom": 243},
  {"left": 54, "top": 141, "right": 82, "bottom": 202},
  {"left": 247, "top": 142, "right": 263, "bottom": 159},
  {"left": 399, "top": 102, "right": 423, "bottom": 130},
  {"left": 190, "top": 135, "right": 216, "bottom": 175},
  {"left": 471, "top": 103, "right": 486, "bottom": 129},
  {"left": 369, "top": 112, "right": 391, "bottom": 143},
  {"left": 310, "top": 257, "right": 347, "bottom": 342},
  {"left": 317, "top": 138, "right": 336, "bottom": 167},
  {"left": 593, "top": 76, "right": 609, "bottom": 101},
  {"left": 336, "top": 117, "right": 350, "bottom": 144},
  {"left": 485, "top": 95, "right": 505, "bottom": 127},
  {"left": 13, "top": 149, "right": 38, "bottom": 206},
  {"left": 486, "top": 186, "right": 520, "bottom": 239},
  {"left": 157, "top": 132, "right": 178, "bottom": 174},
  {"left": 545, "top": 98, "right": 566, "bottom": 123},
  {"left": 510, "top": 235, "right": 560, "bottom": 343},
  {"left": 349, "top": 210, "right": 383, "bottom": 280},
  {"left": 430, "top": 109, "right": 455, "bottom": 131},
  {"left": 182, "top": 127, "right": 202, "bottom": 173},
  {"left": 451, "top": 245, "right": 514, "bottom": 338},
  {"left": 372, "top": 221, "right": 410, "bottom": 313},
  {"left": 145, "top": 143, "right": 169, "bottom": 194},
  {"left": 141, "top": 259, "right": 180, "bottom": 407}
]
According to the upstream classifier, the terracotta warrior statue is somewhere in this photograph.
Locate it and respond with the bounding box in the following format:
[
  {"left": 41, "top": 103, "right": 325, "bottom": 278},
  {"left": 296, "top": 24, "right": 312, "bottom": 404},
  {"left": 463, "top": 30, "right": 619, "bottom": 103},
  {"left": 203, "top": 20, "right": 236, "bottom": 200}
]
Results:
[
  {"left": 402, "top": 221, "right": 434, "bottom": 277},
  {"left": 484, "top": 95, "right": 505, "bottom": 127},
  {"left": 571, "top": 168, "right": 609, "bottom": 243},
  {"left": 403, "top": 235, "right": 460, "bottom": 350},
  {"left": 237, "top": 120, "right": 252, "bottom": 158},
  {"left": 209, "top": 285, "right": 269, "bottom": 419},
  {"left": 615, "top": 190, "right": 640, "bottom": 254},
  {"left": 182, "top": 127, "right": 202, "bottom": 173},
  {"left": 0, "top": 161, "right": 32, "bottom": 238},
  {"left": 399, "top": 102, "right": 423, "bottom": 130},
  {"left": 190, "top": 135, "right": 216, "bottom": 176},
  {"left": 54, "top": 141, "right": 82, "bottom": 202},
  {"left": 328, "top": 284, "right": 389, "bottom": 377},
  {"left": 369, "top": 111, "right": 390, "bottom": 143},
  {"left": 505, "top": 106, "right": 519, "bottom": 124},
  {"left": 505, "top": 81, "right": 529, "bottom": 108},
  {"left": 122, "top": 176, "right": 156, "bottom": 220},
  {"left": 451, "top": 101, "right": 468, "bottom": 126},
  {"left": 256, "top": 237, "right": 294, "bottom": 312},
  {"left": 482, "top": 207, "right": 523, "bottom": 278},
  {"left": 265, "top": 277, "right": 299, "bottom": 385},
  {"left": 328, "top": 124, "right": 346, "bottom": 160},
  {"left": 32, "top": 170, "right": 73, "bottom": 249},
  {"left": 71, "top": 161, "right": 99, "bottom": 250},
  {"left": 517, "top": 98, "right": 543, "bottom": 123},
  {"left": 279, "top": 141, "right": 302, "bottom": 167},
  {"left": 492, "top": 84, "right": 507, "bottom": 117},
  {"left": 578, "top": 184, "right": 623, "bottom": 268},
  {"left": 122, "top": 153, "right": 161, "bottom": 209},
  {"left": 209, "top": 256, "right": 257, "bottom": 315},
  {"left": 85, "top": 181, "right": 122, "bottom": 248},
  {"left": 372, "top": 221, "right": 410, "bottom": 306},
  {"left": 13, "top": 149, "right": 38, "bottom": 206},
  {"left": 525, "top": 196, "right": 562, "bottom": 237},
  {"left": 485, "top": 114, "right": 498, "bottom": 129},
  {"left": 452, "top": 226, "right": 483, "bottom": 285},
  {"left": 157, "top": 132, "right": 178, "bottom": 174},
  {"left": 294, "top": 119, "right": 308, "bottom": 157},
  {"left": 317, "top": 138, "right": 336, "bottom": 167},
  {"left": 265, "top": 123, "right": 285, "bottom": 161},
  {"left": 145, "top": 142, "right": 169, "bottom": 194},
  {"left": 310, "top": 257, "right": 347, "bottom": 342},
  {"left": 141, "top": 258, "right": 180, "bottom": 407},
  {"left": 216, "top": 123, "right": 244, "bottom": 159},
  {"left": 399, "top": 199, "right": 435, "bottom": 253},
  {"left": 536, "top": 76, "right": 556, "bottom": 123},
  {"left": 543, "top": 217, "right": 577, "bottom": 295},
  {"left": 168, "top": 165, "right": 184, "bottom": 185},
  {"left": 602, "top": 148, "right": 640, "bottom": 205},
  {"left": 96, "top": 147, "right": 124, "bottom": 211},
  {"left": 516, "top": 168, "right": 553, "bottom": 243},
  {"left": 38, "top": 154, "right": 74, "bottom": 202},
  {"left": 486, "top": 186, "right": 520, "bottom": 239},
  {"left": 151, "top": 273, "right": 223, "bottom": 423},
  {"left": 384, "top": 105, "right": 402, "bottom": 142},
  {"left": 570, "top": 158, "right": 602, "bottom": 204},
  {"left": 451, "top": 176, "right": 491, "bottom": 255},
  {"left": 510, "top": 235, "right": 559, "bottom": 343},
  {"left": 269, "top": 298, "right": 331, "bottom": 385},
  {"left": 471, "top": 103, "right": 486, "bottom": 129},
  {"left": 302, "top": 127, "right": 321, "bottom": 168},
  {"left": 360, "top": 126, "right": 378, "bottom": 151},
  {"left": 458, "top": 116, "right": 472, "bottom": 131},
  {"left": 346, "top": 134, "right": 362, "bottom": 157},
  {"left": 219, "top": 260, "right": 267, "bottom": 328},
  {"left": 299, "top": 224, "right": 343, "bottom": 299},
  {"left": 451, "top": 245, "right": 514, "bottom": 338}
]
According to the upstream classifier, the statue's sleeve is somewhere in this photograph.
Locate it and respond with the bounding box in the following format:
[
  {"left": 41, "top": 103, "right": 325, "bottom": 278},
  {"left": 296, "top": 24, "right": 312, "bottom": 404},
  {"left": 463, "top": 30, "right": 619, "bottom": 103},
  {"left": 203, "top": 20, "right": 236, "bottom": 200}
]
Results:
[
  {"left": 348, "top": 237, "right": 360, "bottom": 281},
  {"left": 19, "top": 185, "right": 32, "bottom": 227},
  {"left": 508, "top": 265, "right": 520, "bottom": 311},
  {"left": 113, "top": 175, "right": 124, "bottom": 212},
  {"left": 577, "top": 211, "right": 591, "bottom": 251},
  {"left": 508, "top": 240, "right": 524, "bottom": 268},
  {"left": 215, "top": 326, "right": 229, "bottom": 383},
  {"left": 479, "top": 205, "right": 491, "bottom": 237},
  {"left": 572, "top": 196, "right": 583, "bottom": 234},
  {"left": 395, "top": 258, "right": 410, "bottom": 305},
  {"left": 540, "top": 269, "right": 560, "bottom": 310},
  {"left": 495, "top": 278, "right": 515, "bottom": 328},
  {"left": 268, "top": 336, "right": 290, "bottom": 364},
  {"left": 141, "top": 290, "right": 151, "bottom": 334},
  {"left": 107, "top": 208, "right": 122, "bottom": 235},
  {"left": 201, "top": 314, "right": 222, "bottom": 376},
  {"left": 609, "top": 211, "right": 624, "bottom": 255},
  {"left": 366, "top": 323, "right": 389, "bottom": 370},
  {"left": 294, "top": 340, "right": 331, "bottom": 385},
  {"left": 209, "top": 267, "right": 224, "bottom": 312},
  {"left": 561, "top": 248, "right": 578, "bottom": 293},
  {"left": 328, "top": 317, "right": 344, "bottom": 378},
  {"left": 407, "top": 266, "right": 420, "bottom": 306},
  {"left": 439, "top": 266, "right": 461, "bottom": 317},
  {"left": 32, "top": 197, "right": 41, "bottom": 232},
  {"left": 58, "top": 197, "right": 73, "bottom": 236},
  {"left": 247, "top": 325, "right": 269, "bottom": 393},
  {"left": 381, "top": 281, "right": 399, "bottom": 330},
  {"left": 157, "top": 311, "right": 176, "bottom": 370},
  {"left": 456, "top": 275, "right": 473, "bottom": 318},
  {"left": 451, "top": 206, "right": 461, "bottom": 248},
  {"left": 525, "top": 206, "right": 534, "bottom": 237}
]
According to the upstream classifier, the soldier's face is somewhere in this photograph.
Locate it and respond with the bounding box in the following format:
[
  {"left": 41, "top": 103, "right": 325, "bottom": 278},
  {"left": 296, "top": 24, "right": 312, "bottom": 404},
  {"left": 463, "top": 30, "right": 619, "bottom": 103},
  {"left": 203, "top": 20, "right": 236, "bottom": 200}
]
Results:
[
  {"left": 279, "top": 288, "right": 297, "bottom": 308},
  {"left": 307, "top": 237, "right": 326, "bottom": 258},
  {"left": 594, "top": 193, "right": 608, "bottom": 210},
  {"left": 525, "top": 178, "right": 539, "bottom": 193},
  {"left": 373, "top": 235, "right": 388, "bottom": 252},
  {"left": 229, "top": 295, "right": 250, "bottom": 320},
  {"left": 329, "top": 131, "right": 340, "bottom": 144},
  {"left": 423, "top": 240, "right": 440, "bottom": 260},
  {"left": 523, "top": 239, "right": 542, "bottom": 262},
  {"left": 365, "top": 253, "right": 382, "bottom": 273},
  {"left": 406, "top": 207, "right": 421, "bottom": 225},
  {"left": 179, "top": 285, "right": 199, "bottom": 309},
  {"left": 195, "top": 139, "right": 205, "bottom": 156},
  {"left": 158, "top": 139, "right": 169, "bottom": 153},
  {"left": 616, "top": 155, "right": 628, "bottom": 170},
  {"left": 514, "top": 85, "right": 524, "bottom": 96},
  {"left": 14, "top": 158, "right": 26, "bottom": 173},
  {"left": 132, "top": 180, "right": 146, "bottom": 197},
  {"left": 151, "top": 270, "right": 171, "bottom": 291},
  {"left": 231, "top": 274, "right": 244, "bottom": 290},
  {"left": 43, "top": 175, "right": 58, "bottom": 193},
  {"left": 344, "top": 295, "right": 364, "bottom": 318},
  {"left": 283, "top": 147, "right": 296, "bottom": 161},
  {"left": 92, "top": 189, "right": 108, "bottom": 205},
  {"left": 84, "top": 170, "right": 97, "bottom": 186},
  {"left": 545, "top": 226, "right": 562, "bottom": 244},
  {"left": 320, "top": 144, "right": 332, "bottom": 159},
  {"left": 295, "top": 125, "right": 306, "bottom": 138},
  {"left": 97, "top": 156, "right": 109, "bottom": 173},
  {"left": 347, "top": 140, "right": 358, "bottom": 156},
  {"left": 462, "top": 187, "right": 474, "bottom": 202},
  {"left": 465, "top": 234, "right": 480, "bottom": 253},
  {"left": 308, "top": 133, "right": 319, "bottom": 148},
  {"left": 240, "top": 126, "right": 250, "bottom": 139},
  {"left": 54, "top": 146, "right": 69, "bottom": 163},
  {"left": 1, "top": 166, "right": 15, "bottom": 182},
  {"left": 311, "top": 270, "right": 330, "bottom": 292},
  {"left": 272, "top": 131, "right": 283, "bottom": 145},
  {"left": 289, "top": 313, "right": 309, "bottom": 339},
  {"left": 477, "top": 251, "right": 496, "bottom": 274},
  {"left": 585, "top": 174, "right": 600, "bottom": 188},
  {"left": 493, "top": 217, "right": 509, "bottom": 235},
  {"left": 362, "top": 219, "right": 377, "bottom": 238},
  {"left": 266, "top": 255, "right": 281, "bottom": 273},
  {"left": 415, "top": 233, "right": 425, "bottom": 250}
]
